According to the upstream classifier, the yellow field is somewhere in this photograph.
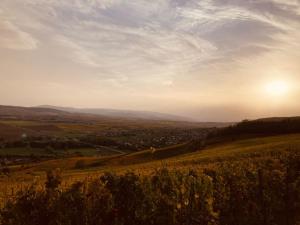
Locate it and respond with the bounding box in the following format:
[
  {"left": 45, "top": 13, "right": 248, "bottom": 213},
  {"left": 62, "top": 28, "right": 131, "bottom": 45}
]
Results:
[{"left": 1, "top": 133, "right": 300, "bottom": 207}]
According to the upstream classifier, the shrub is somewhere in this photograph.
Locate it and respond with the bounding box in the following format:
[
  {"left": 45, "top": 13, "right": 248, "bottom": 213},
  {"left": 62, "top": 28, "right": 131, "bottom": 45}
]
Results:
[{"left": 45, "top": 168, "right": 62, "bottom": 191}]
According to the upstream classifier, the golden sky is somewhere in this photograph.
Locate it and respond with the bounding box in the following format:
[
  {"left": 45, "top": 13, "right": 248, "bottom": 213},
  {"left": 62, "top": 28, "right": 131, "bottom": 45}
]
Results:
[{"left": 0, "top": 0, "right": 300, "bottom": 121}]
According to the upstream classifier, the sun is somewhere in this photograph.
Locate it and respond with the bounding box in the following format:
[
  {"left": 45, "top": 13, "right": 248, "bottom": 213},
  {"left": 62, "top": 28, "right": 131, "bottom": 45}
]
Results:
[{"left": 265, "top": 80, "right": 289, "bottom": 97}]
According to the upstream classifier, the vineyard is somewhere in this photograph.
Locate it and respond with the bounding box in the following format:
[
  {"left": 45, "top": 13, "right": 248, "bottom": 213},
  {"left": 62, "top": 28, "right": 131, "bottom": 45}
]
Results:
[{"left": 0, "top": 140, "right": 300, "bottom": 225}]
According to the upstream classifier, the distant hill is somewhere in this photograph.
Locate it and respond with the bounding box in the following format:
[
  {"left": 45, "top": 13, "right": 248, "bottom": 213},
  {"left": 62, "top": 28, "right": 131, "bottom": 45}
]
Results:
[
  {"left": 255, "top": 116, "right": 300, "bottom": 122},
  {"left": 206, "top": 116, "right": 300, "bottom": 144},
  {"left": 38, "top": 105, "right": 196, "bottom": 122},
  {"left": 0, "top": 105, "right": 107, "bottom": 123},
  {"left": 0, "top": 105, "right": 231, "bottom": 129},
  {"left": 0, "top": 105, "right": 67, "bottom": 116},
  {"left": 0, "top": 105, "right": 70, "bottom": 119}
]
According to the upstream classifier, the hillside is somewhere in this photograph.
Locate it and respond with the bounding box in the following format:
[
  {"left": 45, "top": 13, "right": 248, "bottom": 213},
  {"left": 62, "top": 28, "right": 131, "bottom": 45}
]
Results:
[
  {"left": 38, "top": 105, "right": 196, "bottom": 122},
  {"left": 0, "top": 105, "right": 230, "bottom": 156},
  {"left": 4, "top": 133, "right": 300, "bottom": 176},
  {"left": 0, "top": 105, "right": 230, "bottom": 127},
  {"left": 0, "top": 105, "right": 73, "bottom": 117},
  {"left": 0, "top": 123, "right": 37, "bottom": 141},
  {"left": 205, "top": 117, "right": 300, "bottom": 144},
  {"left": 1, "top": 127, "right": 300, "bottom": 225},
  {"left": 0, "top": 105, "right": 94, "bottom": 122}
]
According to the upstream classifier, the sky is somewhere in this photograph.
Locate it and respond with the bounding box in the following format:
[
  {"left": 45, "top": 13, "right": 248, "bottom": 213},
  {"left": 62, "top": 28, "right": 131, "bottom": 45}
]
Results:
[{"left": 0, "top": 0, "right": 300, "bottom": 121}]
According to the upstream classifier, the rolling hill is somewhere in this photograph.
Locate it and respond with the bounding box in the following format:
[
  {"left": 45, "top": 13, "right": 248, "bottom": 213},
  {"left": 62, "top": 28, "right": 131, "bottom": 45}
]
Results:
[
  {"left": 0, "top": 105, "right": 230, "bottom": 127},
  {"left": 5, "top": 133, "right": 300, "bottom": 176},
  {"left": 0, "top": 105, "right": 69, "bottom": 118},
  {"left": 38, "top": 105, "right": 196, "bottom": 122},
  {"left": 205, "top": 116, "right": 300, "bottom": 144}
]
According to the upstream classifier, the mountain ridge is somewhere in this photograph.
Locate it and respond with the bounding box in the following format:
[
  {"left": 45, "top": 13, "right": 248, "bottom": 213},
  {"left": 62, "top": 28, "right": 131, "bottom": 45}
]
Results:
[{"left": 37, "top": 105, "right": 196, "bottom": 122}]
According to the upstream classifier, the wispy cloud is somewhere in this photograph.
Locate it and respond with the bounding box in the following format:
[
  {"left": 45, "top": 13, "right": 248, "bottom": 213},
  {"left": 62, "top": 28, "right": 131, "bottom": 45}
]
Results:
[
  {"left": 0, "top": 0, "right": 299, "bottom": 120},
  {"left": 1, "top": 0, "right": 298, "bottom": 68},
  {"left": 0, "top": 20, "right": 38, "bottom": 50},
  {"left": 54, "top": 35, "right": 100, "bottom": 67}
]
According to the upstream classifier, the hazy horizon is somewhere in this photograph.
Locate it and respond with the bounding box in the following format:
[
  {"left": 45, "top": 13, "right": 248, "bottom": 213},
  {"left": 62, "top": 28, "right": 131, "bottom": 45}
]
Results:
[{"left": 1, "top": 0, "right": 300, "bottom": 122}]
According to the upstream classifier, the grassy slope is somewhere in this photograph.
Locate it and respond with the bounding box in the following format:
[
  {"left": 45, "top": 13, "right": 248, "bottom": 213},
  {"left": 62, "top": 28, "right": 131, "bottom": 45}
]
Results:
[
  {"left": 172, "top": 133, "right": 300, "bottom": 162},
  {"left": 11, "top": 133, "right": 300, "bottom": 175},
  {"left": 1, "top": 133, "right": 300, "bottom": 205},
  {"left": 100, "top": 133, "right": 300, "bottom": 173}
]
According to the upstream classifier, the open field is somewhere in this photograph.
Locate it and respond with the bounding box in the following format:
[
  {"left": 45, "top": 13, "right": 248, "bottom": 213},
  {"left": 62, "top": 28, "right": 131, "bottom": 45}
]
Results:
[
  {"left": 0, "top": 117, "right": 213, "bottom": 153},
  {"left": 1, "top": 133, "right": 299, "bottom": 207},
  {"left": 3, "top": 133, "right": 300, "bottom": 173}
]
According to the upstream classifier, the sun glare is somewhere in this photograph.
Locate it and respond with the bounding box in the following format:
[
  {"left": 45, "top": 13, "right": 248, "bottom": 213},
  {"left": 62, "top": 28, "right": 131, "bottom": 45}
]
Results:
[{"left": 265, "top": 80, "right": 289, "bottom": 97}]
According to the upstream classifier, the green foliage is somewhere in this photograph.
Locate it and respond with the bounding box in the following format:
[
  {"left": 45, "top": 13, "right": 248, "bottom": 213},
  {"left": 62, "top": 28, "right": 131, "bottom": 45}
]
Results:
[{"left": 1, "top": 150, "right": 299, "bottom": 225}]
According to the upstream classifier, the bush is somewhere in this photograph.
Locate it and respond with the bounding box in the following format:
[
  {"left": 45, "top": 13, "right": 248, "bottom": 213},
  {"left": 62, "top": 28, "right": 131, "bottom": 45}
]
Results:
[{"left": 45, "top": 168, "right": 62, "bottom": 191}]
